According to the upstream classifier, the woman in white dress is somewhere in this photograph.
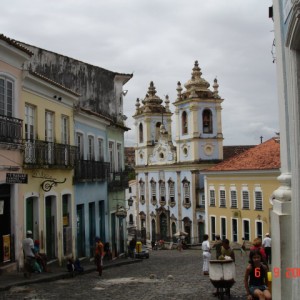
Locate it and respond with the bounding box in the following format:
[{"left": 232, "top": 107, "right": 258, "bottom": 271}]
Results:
[{"left": 202, "top": 234, "right": 211, "bottom": 275}]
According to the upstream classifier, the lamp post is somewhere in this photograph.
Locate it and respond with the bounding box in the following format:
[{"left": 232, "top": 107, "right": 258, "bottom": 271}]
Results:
[{"left": 114, "top": 197, "right": 134, "bottom": 255}]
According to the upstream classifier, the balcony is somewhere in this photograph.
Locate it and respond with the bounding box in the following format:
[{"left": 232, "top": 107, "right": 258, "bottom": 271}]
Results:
[
  {"left": 0, "top": 115, "right": 23, "bottom": 146},
  {"left": 23, "top": 140, "right": 77, "bottom": 169},
  {"left": 108, "top": 171, "right": 129, "bottom": 191},
  {"left": 74, "top": 160, "right": 110, "bottom": 182}
]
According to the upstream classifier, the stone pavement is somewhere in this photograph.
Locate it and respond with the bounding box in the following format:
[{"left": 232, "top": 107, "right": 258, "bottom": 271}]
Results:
[
  {"left": 0, "top": 256, "right": 142, "bottom": 292},
  {"left": 0, "top": 248, "right": 253, "bottom": 299}
]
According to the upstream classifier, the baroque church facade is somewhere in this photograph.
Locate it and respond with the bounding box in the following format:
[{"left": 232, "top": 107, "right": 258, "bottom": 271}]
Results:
[{"left": 133, "top": 61, "right": 224, "bottom": 244}]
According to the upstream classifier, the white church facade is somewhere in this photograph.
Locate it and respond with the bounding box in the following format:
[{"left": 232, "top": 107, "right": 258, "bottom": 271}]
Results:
[{"left": 133, "top": 61, "right": 224, "bottom": 244}]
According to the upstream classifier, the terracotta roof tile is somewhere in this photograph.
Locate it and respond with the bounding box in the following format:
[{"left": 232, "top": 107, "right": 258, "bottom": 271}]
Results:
[
  {"left": 0, "top": 33, "right": 33, "bottom": 56},
  {"left": 207, "top": 138, "right": 280, "bottom": 171}
]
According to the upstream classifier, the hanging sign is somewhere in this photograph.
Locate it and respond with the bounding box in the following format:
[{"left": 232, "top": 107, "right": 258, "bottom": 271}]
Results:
[{"left": 6, "top": 173, "right": 28, "bottom": 184}]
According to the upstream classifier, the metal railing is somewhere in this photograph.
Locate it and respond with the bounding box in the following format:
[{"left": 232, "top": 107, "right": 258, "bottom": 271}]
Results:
[
  {"left": 23, "top": 139, "right": 78, "bottom": 168},
  {"left": 0, "top": 115, "right": 23, "bottom": 145},
  {"left": 74, "top": 160, "right": 110, "bottom": 182},
  {"left": 108, "top": 171, "right": 129, "bottom": 190}
]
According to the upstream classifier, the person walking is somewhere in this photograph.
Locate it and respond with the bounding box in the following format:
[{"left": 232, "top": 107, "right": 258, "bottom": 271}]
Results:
[
  {"left": 202, "top": 234, "right": 211, "bottom": 275},
  {"left": 23, "top": 230, "right": 40, "bottom": 274},
  {"left": 262, "top": 233, "right": 272, "bottom": 265},
  {"left": 94, "top": 237, "right": 104, "bottom": 276}
]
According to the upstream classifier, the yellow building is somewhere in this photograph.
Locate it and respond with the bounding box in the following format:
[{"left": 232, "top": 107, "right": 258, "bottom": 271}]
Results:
[
  {"left": 203, "top": 138, "right": 280, "bottom": 245},
  {"left": 21, "top": 70, "right": 79, "bottom": 266}
]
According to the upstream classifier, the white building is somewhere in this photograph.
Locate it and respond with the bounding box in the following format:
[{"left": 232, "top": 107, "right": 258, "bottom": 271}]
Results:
[
  {"left": 133, "top": 61, "right": 224, "bottom": 244},
  {"left": 271, "top": 1, "right": 300, "bottom": 299}
]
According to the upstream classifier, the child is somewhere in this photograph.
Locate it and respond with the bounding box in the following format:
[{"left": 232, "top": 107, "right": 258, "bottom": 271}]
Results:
[{"left": 244, "top": 249, "right": 272, "bottom": 300}]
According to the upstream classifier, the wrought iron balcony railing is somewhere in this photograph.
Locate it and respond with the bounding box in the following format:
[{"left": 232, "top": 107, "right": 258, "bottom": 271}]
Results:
[
  {"left": 74, "top": 160, "right": 110, "bottom": 182},
  {"left": 0, "top": 114, "right": 23, "bottom": 145},
  {"left": 23, "top": 139, "right": 78, "bottom": 168},
  {"left": 108, "top": 171, "right": 129, "bottom": 190}
]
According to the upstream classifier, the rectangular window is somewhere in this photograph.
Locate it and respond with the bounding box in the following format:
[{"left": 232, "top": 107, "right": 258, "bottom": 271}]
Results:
[
  {"left": 45, "top": 111, "right": 54, "bottom": 142},
  {"left": 25, "top": 104, "right": 35, "bottom": 140},
  {"left": 0, "top": 77, "right": 13, "bottom": 117},
  {"left": 76, "top": 133, "right": 84, "bottom": 159},
  {"left": 256, "top": 221, "right": 263, "bottom": 240},
  {"left": 24, "top": 104, "right": 36, "bottom": 163},
  {"left": 117, "top": 143, "right": 122, "bottom": 171},
  {"left": 184, "top": 182, "right": 190, "bottom": 203},
  {"left": 98, "top": 138, "right": 104, "bottom": 161},
  {"left": 45, "top": 111, "right": 54, "bottom": 164},
  {"left": 160, "top": 181, "right": 166, "bottom": 202},
  {"left": 232, "top": 219, "right": 238, "bottom": 242},
  {"left": 140, "top": 181, "right": 145, "bottom": 202},
  {"left": 201, "top": 194, "right": 205, "bottom": 207},
  {"left": 243, "top": 220, "right": 250, "bottom": 241},
  {"left": 210, "top": 216, "right": 216, "bottom": 241},
  {"left": 88, "top": 136, "right": 94, "bottom": 160},
  {"left": 209, "top": 190, "right": 215, "bottom": 206},
  {"left": 255, "top": 191, "right": 263, "bottom": 210},
  {"left": 61, "top": 116, "right": 69, "bottom": 144},
  {"left": 221, "top": 217, "right": 226, "bottom": 240},
  {"left": 109, "top": 141, "right": 114, "bottom": 172},
  {"left": 242, "top": 190, "right": 250, "bottom": 209},
  {"left": 151, "top": 181, "right": 157, "bottom": 202},
  {"left": 169, "top": 181, "right": 175, "bottom": 203},
  {"left": 230, "top": 190, "right": 237, "bottom": 208},
  {"left": 219, "top": 190, "right": 226, "bottom": 207}
]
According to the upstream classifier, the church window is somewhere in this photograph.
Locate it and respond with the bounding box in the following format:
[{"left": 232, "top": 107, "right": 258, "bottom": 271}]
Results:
[
  {"left": 182, "top": 177, "right": 190, "bottom": 205},
  {"left": 159, "top": 180, "right": 166, "bottom": 203},
  {"left": 168, "top": 179, "right": 175, "bottom": 203},
  {"left": 182, "top": 111, "right": 188, "bottom": 134},
  {"left": 139, "top": 179, "right": 145, "bottom": 202},
  {"left": 139, "top": 123, "right": 143, "bottom": 143},
  {"left": 150, "top": 178, "right": 157, "bottom": 203},
  {"left": 202, "top": 109, "right": 212, "bottom": 133},
  {"left": 155, "top": 122, "right": 161, "bottom": 142}
]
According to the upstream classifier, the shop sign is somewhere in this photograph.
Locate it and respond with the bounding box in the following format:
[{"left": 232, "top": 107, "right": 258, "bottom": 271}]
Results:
[
  {"left": 3, "top": 234, "right": 10, "bottom": 262},
  {"left": 6, "top": 173, "right": 28, "bottom": 184}
]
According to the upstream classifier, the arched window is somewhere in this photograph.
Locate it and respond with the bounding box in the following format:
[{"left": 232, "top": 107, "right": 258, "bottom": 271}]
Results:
[
  {"left": 139, "top": 123, "right": 143, "bottom": 143},
  {"left": 203, "top": 109, "right": 212, "bottom": 133},
  {"left": 129, "top": 214, "right": 134, "bottom": 225},
  {"left": 182, "top": 111, "right": 188, "bottom": 134}
]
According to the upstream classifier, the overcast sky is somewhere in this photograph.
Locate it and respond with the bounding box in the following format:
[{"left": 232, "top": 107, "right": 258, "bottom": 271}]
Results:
[{"left": 1, "top": 0, "right": 278, "bottom": 146}]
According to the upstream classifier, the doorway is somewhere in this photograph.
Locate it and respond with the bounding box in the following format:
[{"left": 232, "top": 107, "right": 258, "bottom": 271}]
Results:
[{"left": 45, "top": 196, "right": 56, "bottom": 259}]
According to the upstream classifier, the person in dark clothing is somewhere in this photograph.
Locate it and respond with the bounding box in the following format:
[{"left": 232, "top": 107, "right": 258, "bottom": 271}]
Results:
[
  {"left": 244, "top": 249, "right": 271, "bottom": 300},
  {"left": 212, "top": 235, "right": 222, "bottom": 259}
]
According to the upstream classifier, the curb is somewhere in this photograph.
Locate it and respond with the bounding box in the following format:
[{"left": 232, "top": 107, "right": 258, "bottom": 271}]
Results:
[{"left": 0, "top": 259, "right": 143, "bottom": 292}]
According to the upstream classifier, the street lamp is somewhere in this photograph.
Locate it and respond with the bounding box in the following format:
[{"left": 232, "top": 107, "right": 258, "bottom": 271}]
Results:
[{"left": 115, "top": 197, "right": 134, "bottom": 219}]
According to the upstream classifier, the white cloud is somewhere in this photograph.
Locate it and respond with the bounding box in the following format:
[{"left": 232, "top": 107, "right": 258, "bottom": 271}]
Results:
[{"left": 1, "top": 0, "right": 278, "bottom": 146}]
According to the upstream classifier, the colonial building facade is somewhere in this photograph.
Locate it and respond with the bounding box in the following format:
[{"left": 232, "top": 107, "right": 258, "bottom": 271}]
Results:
[
  {"left": 0, "top": 34, "right": 131, "bottom": 271},
  {"left": 133, "top": 61, "right": 224, "bottom": 244},
  {"left": 203, "top": 138, "right": 280, "bottom": 245}
]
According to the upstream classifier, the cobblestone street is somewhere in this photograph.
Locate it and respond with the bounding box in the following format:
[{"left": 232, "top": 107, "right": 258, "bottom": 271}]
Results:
[{"left": 0, "top": 249, "right": 250, "bottom": 300}]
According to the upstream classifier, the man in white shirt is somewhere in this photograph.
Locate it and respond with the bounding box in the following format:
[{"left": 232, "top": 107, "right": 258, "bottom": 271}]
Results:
[
  {"left": 262, "top": 233, "right": 272, "bottom": 265},
  {"left": 202, "top": 234, "right": 211, "bottom": 275},
  {"left": 23, "top": 230, "right": 35, "bottom": 258}
]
